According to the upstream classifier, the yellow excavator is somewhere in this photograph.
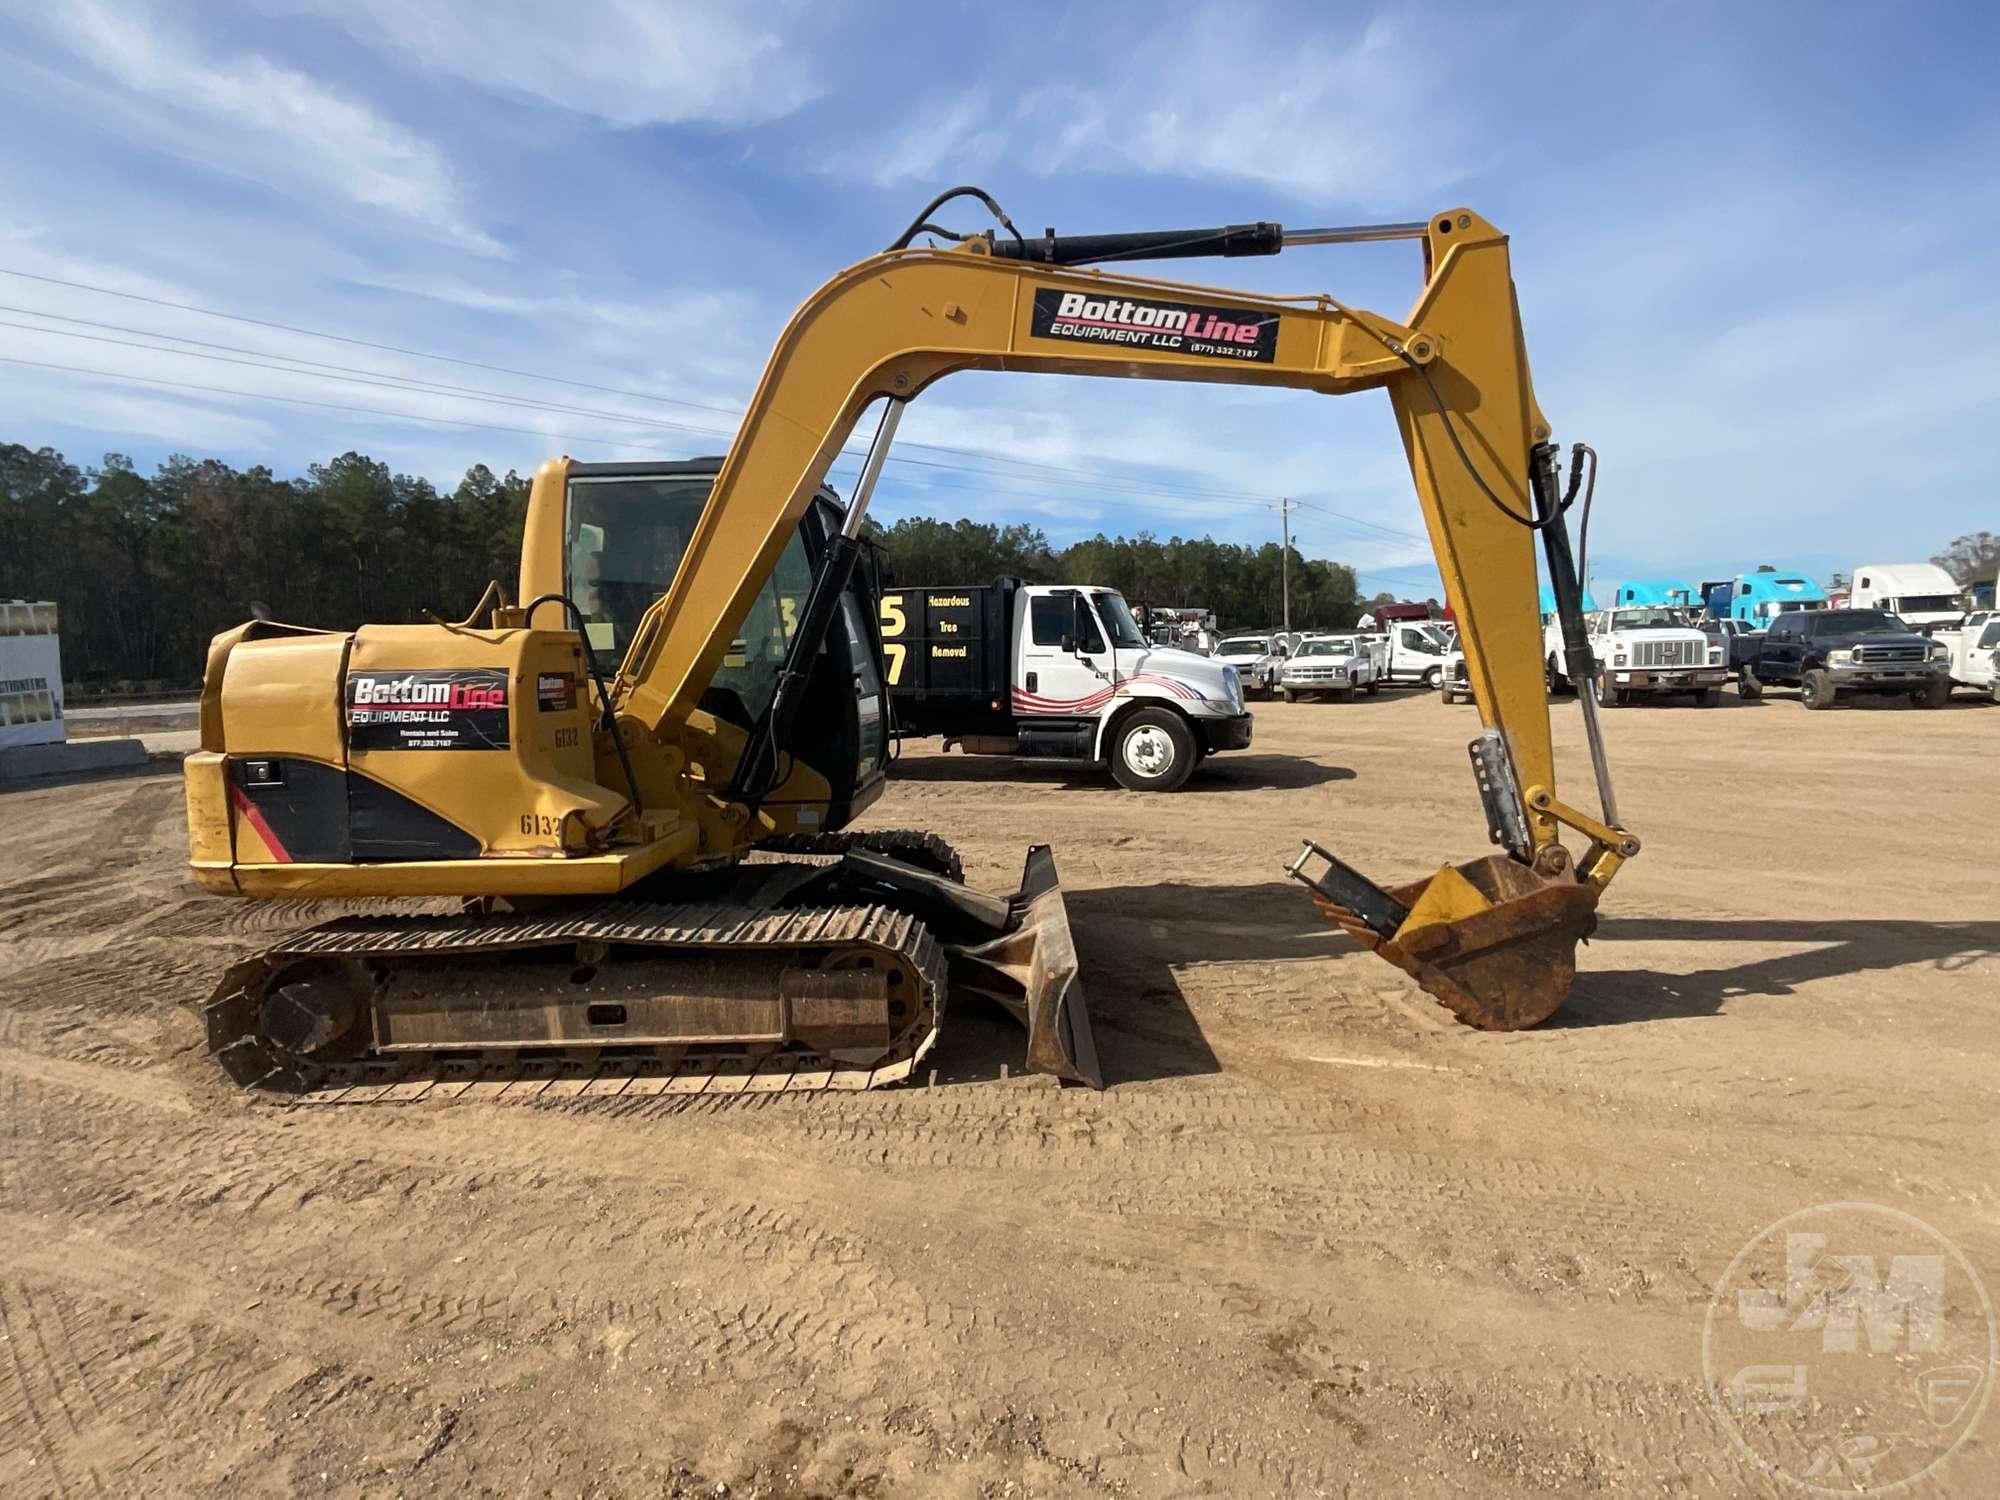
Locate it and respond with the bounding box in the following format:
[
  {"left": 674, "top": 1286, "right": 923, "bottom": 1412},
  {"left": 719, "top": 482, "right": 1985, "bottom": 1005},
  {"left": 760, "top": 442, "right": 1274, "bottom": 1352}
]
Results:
[{"left": 184, "top": 191, "right": 1639, "bottom": 1100}]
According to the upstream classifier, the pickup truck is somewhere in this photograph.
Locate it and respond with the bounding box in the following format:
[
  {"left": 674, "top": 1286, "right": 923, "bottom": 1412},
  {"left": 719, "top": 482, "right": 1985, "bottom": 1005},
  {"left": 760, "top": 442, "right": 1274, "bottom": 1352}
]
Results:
[
  {"left": 1744, "top": 608, "right": 1953, "bottom": 709},
  {"left": 1934, "top": 614, "right": 2000, "bottom": 698},
  {"left": 1212, "top": 632, "right": 1287, "bottom": 699},
  {"left": 1697, "top": 617, "right": 1765, "bottom": 693},
  {"left": 1278, "top": 635, "right": 1377, "bottom": 701},
  {"left": 879, "top": 579, "right": 1252, "bottom": 791},
  {"left": 1364, "top": 620, "right": 1451, "bottom": 688}
]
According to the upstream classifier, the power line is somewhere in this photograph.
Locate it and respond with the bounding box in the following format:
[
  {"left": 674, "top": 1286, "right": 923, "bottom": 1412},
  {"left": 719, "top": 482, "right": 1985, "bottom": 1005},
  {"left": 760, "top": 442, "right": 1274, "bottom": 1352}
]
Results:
[
  {"left": 0, "top": 263, "right": 1435, "bottom": 521},
  {"left": 0, "top": 269, "right": 1279, "bottom": 501},
  {"left": 16, "top": 313, "right": 1449, "bottom": 546}
]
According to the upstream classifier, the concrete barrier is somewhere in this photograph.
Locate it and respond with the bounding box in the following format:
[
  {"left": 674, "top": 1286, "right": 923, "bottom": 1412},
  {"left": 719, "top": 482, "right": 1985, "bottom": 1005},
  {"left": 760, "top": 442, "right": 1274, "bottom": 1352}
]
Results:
[{"left": 0, "top": 737, "right": 149, "bottom": 780}]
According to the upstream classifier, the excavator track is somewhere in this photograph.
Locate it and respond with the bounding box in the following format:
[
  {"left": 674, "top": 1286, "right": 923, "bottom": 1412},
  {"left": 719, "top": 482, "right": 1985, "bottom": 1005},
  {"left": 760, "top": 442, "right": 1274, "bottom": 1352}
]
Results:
[
  {"left": 752, "top": 828, "right": 964, "bottom": 881},
  {"left": 202, "top": 899, "right": 947, "bottom": 1105}
]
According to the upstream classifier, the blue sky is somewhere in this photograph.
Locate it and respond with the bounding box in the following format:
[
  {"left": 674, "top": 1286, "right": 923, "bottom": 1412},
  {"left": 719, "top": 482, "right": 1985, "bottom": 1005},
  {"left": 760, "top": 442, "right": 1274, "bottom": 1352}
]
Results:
[{"left": 2, "top": 1, "right": 1995, "bottom": 601}]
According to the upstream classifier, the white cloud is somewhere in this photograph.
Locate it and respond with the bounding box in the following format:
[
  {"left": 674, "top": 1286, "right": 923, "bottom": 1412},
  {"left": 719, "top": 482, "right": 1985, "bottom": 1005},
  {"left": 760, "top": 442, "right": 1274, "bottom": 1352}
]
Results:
[
  {"left": 272, "top": 0, "right": 823, "bottom": 128},
  {"left": 19, "top": 1, "right": 503, "bottom": 257},
  {"left": 844, "top": 8, "right": 1479, "bottom": 205},
  {"left": 822, "top": 91, "right": 1007, "bottom": 188}
]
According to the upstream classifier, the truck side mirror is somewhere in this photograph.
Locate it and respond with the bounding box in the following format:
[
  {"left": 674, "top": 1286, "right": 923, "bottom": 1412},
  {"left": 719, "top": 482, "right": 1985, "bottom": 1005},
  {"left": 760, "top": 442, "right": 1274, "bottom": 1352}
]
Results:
[{"left": 1059, "top": 633, "right": 1077, "bottom": 654}]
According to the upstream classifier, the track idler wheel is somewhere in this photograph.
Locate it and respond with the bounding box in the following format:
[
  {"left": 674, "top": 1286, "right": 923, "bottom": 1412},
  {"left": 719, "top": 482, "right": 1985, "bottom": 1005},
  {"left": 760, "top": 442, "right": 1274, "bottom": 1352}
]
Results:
[{"left": 1289, "top": 845, "right": 1599, "bottom": 1029}]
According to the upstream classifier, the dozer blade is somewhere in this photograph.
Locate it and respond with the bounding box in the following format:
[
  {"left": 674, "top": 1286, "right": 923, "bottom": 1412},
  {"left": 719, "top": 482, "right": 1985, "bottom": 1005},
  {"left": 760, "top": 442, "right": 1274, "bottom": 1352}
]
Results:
[
  {"left": 942, "top": 845, "right": 1102, "bottom": 1088},
  {"left": 1289, "top": 844, "right": 1598, "bottom": 1030}
]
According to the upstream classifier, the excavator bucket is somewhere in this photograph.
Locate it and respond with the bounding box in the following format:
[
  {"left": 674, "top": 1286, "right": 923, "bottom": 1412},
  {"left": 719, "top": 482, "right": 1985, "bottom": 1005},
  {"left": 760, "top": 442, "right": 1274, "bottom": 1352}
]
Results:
[{"left": 1288, "top": 844, "right": 1599, "bottom": 1029}]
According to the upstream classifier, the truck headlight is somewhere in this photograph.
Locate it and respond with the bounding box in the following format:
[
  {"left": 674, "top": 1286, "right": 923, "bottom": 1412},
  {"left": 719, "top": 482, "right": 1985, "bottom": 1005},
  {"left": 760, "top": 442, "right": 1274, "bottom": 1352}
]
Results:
[
  {"left": 1613, "top": 652, "right": 1628, "bottom": 667},
  {"left": 1928, "top": 642, "right": 1949, "bottom": 660},
  {"left": 1829, "top": 649, "right": 1854, "bottom": 666},
  {"left": 1223, "top": 664, "right": 1242, "bottom": 709},
  {"left": 1707, "top": 647, "right": 1724, "bottom": 665}
]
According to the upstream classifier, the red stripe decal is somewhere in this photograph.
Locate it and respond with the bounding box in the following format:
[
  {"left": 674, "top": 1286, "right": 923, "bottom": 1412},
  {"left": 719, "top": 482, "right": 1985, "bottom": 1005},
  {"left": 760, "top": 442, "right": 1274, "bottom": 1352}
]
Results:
[{"left": 229, "top": 783, "right": 293, "bottom": 864}]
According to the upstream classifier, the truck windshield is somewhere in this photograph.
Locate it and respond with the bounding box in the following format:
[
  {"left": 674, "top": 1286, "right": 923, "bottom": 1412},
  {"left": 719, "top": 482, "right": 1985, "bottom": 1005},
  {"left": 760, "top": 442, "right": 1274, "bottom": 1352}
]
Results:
[
  {"left": 1298, "top": 640, "right": 1353, "bottom": 657},
  {"left": 1093, "top": 593, "right": 1148, "bottom": 649},
  {"left": 1218, "top": 637, "right": 1270, "bottom": 655},
  {"left": 1894, "top": 594, "right": 1961, "bottom": 613},
  {"left": 1818, "top": 610, "right": 1906, "bottom": 635},
  {"left": 1609, "top": 609, "right": 1684, "bottom": 631}
]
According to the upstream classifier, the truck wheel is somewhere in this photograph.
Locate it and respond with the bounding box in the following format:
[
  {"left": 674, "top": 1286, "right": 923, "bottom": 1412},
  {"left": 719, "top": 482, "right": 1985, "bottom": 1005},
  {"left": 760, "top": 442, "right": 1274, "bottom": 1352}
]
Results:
[
  {"left": 1421, "top": 666, "right": 1442, "bottom": 690},
  {"left": 1596, "top": 674, "right": 1622, "bottom": 708},
  {"left": 1111, "top": 708, "right": 1197, "bottom": 793},
  {"left": 1365, "top": 679, "right": 1380, "bottom": 696},
  {"left": 1801, "top": 668, "right": 1837, "bottom": 710},
  {"left": 1738, "top": 667, "right": 1764, "bottom": 701},
  {"left": 1546, "top": 654, "right": 1570, "bottom": 696},
  {"left": 1697, "top": 687, "right": 1723, "bottom": 707},
  {"left": 1912, "top": 677, "right": 1951, "bottom": 709},
  {"left": 1280, "top": 688, "right": 1297, "bottom": 703}
]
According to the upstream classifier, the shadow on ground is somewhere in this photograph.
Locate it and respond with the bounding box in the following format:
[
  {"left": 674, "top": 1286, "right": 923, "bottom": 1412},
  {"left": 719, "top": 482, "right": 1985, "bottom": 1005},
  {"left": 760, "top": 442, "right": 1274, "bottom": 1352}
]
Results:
[
  {"left": 1558, "top": 917, "right": 2000, "bottom": 1026},
  {"left": 887, "top": 751, "right": 1354, "bottom": 793},
  {"left": 931, "top": 879, "right": 1349, "bottom": 1089}
]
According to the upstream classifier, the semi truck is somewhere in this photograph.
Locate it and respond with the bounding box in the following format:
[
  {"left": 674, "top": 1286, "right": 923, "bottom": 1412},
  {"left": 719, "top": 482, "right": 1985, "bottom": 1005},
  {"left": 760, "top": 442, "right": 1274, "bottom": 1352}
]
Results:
[
  {"left": 1846, "top": 562, "right": 1966, "bottom": 630},
  {"left": 1702, "top": 567, "right": 1828, "bottom": 627},
  {"left": 879, "top": 579, "right": 1252, "bottom": 792},
  {"left": 1612, "top": 579, "right": 1698, "bottom": 609}
]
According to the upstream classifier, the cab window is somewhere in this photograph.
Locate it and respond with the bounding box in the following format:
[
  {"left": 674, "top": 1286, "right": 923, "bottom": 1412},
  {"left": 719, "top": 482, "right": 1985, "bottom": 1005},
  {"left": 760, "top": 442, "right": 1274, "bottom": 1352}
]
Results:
[
  {"left": 567, "top": 474, "right": 710, "bottom": 654},
  {"left": 568, "top": 471, "right": 808, "bottom": 727},
  {"left": 1029, "top": 595, "right": 1105, "bottom": 653}
]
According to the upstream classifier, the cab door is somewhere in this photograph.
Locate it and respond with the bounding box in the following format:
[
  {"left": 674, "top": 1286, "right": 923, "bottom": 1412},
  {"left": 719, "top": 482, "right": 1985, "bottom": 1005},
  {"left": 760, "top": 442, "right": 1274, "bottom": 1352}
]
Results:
[{"left": 1015, "top": 590, "right": 1112, "bottom": 716}]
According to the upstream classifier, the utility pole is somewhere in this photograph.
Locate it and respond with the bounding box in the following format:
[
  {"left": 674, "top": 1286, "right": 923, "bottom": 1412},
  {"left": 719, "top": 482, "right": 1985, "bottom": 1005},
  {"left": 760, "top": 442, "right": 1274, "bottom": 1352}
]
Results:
[{"left": 1279, "top": 497, "right": 1294, "bottom": 631}]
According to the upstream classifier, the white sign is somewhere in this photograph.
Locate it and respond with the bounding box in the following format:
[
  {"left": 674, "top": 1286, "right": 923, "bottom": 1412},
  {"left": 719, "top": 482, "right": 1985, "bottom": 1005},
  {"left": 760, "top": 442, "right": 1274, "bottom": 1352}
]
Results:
[{"left": 0, "top": 602, "right": 65, "bottom": 749}]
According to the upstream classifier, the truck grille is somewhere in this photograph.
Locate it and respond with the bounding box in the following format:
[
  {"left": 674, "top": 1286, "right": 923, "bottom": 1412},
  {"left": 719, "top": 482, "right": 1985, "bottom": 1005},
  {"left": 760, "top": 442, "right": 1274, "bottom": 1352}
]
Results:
[
  {"left": 1631, "top": 639, "right": 1700, "bottom": 668},
  {"left": 1288, "top": 668, "right": 1346, "bottom": 682},
  {"left": 1853, "top": 644, "right": 1923, "bottom": 664}
]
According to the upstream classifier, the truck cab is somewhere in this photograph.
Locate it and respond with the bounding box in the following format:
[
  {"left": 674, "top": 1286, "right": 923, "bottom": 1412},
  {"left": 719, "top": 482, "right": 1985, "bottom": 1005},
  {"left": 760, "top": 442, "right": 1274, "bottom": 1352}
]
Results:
[
  {"left": 1725, "top": 568, "right": 1828, "bottom": 628},
  {"left": 881, "top": 580, "right": 1251, "bottom": 792},
  {"left": 1583, "top": 607, "right": 1730, "bottom": 706},
  {"left": 1613, "top": 579, "right": 1699, "bottom": 609},
  {"left": 1848, "top": 563, "right": 1967, "bottom": 631}
]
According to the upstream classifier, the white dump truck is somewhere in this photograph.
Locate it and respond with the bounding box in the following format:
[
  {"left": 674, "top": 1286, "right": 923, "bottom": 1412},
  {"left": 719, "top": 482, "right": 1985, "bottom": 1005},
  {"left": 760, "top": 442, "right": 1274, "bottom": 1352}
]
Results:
[
  {"left": 880, "top": 578, "right": 1252, "bottom": 792},
  {"left": 1549, "top": 606, "right": 1731, "bottom": 706}
]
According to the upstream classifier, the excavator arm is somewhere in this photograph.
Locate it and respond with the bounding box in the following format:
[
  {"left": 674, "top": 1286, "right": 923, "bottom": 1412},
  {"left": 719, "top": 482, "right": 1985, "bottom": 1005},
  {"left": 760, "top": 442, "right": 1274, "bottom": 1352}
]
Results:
[
  {"left": 556, "top": 203, "right": 1637, "bottom": 1028},
  {"left": 582, "top": 214, "right": 1618, "bottom": 836}
]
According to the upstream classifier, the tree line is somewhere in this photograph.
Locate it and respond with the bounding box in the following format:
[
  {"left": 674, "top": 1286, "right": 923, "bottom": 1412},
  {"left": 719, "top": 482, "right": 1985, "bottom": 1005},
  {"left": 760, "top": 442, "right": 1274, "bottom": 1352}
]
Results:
[
  {"left": 863, "top": 516, "right": 1366, "bottom": 633},
  {"left": 1, "top": 444, "right": 1371, "bottom": 689}
]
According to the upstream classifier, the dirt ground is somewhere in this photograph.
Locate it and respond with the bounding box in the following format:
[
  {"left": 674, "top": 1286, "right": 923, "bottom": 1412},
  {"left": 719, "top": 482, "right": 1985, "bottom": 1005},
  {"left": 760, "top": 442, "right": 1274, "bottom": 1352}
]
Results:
[{"left": 2, "top": 688, "right": 1995, "bottom": 1497}]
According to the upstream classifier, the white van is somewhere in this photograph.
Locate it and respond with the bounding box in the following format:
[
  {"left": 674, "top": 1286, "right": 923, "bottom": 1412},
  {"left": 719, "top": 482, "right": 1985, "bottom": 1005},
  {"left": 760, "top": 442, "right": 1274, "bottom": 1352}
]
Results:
[{"left": 1848, "top": 563, "right": 1966, "bottom": 630}]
